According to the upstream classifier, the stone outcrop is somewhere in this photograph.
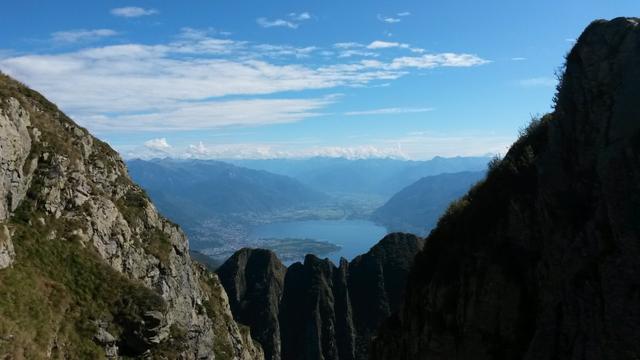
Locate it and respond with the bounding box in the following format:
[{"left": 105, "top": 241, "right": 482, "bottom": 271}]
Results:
[
  {"left": 218, "top": 249, "right": 287, "bottom": 360},
  {"left": 217, "top": 233, "right": 424, "bottom": 360},
  {"left": 0, "top": 96, "right": 34, "bottom": 269},
  {"left": 0, "top": 74, "right": 263, "bottom": 359},
  {"left": 0, "top": 224, "right": 14, "bottom": 269},
  {"left": 371, "top": 17, "right": 640, "bottom": 360}
]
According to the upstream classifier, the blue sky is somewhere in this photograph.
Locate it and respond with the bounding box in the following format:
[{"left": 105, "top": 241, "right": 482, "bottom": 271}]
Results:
[{"left": 1, "top": 1, "right": 638, "bottom": 159}]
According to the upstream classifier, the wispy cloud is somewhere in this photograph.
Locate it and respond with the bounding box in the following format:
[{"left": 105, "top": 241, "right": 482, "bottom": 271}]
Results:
[
  {"left": 289, "top": 12, "right": 311, "bottom": 21},
  {"left": 51, "top": 29, "right": 118, "bottom": 44},
  {"left": 257, "top": 18, "right": 298, "bottom": 29},
  {"left": 125, "top": 142, "right": 408, "bottom": 160},
  {"left": 390, "top": 53, "right": 490, "bottom": 68},
  {"left": 111, "top": 6, "right": 158, "bottom": 18},
  {"left": 257, "top": 11, "right": 312, "bottom": 29},
  {"left": 397, "top": 12, "right": 411, "bottom": 17},
  {"left": 333, "top": 42, "right": 379, "bottom": 57},
  {"left": 334, "top": 42, "right": 363, "bottom": 49},
  {"left": 511, "top": 57, "right": 527, "bottom": 61},
  {"left": 519, "top": 77, "right": 556, "bottom": 87},
  {"left": 85, "top": 97, "right": 333, "bottom": 131},
  {"left": 383, "top": 131, "right": 515, "bottom": 159},
  {"left": 345, "top": 107, "right": 434, "bottom": 116},
  {"left": 253, "top": 44, "right": 317, "bottom": 58},
  {"left": 123, "top": 133, "right": 507, "bottom": 160},
  {"left": 0, "top": 28, "right": 488, "bottom": 133},
  {"left": 367, "top": 40, "right": 410, "bottom": 49},
  {"left": 378, "top": 14, "right": 401, "bottom": 24},
  {"left": 337, "top": 50, "right": 379, "bottom": 58}
]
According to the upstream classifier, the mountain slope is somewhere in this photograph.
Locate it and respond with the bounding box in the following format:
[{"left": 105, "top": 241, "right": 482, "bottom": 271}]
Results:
[
  {"left": 127, "top": 158, "right": 327, "bottom": 226},
  {"left": 0, "top": 74, "right": 263, "bottom": 359},
  {"left": 372, "top": 17, "right": 640, "bottom": 360},
  {"left": 230, "top": 157, "right": 490, "bottom": 197},
  {"left": 372, "top": 171, "right": 486, "bottom": 234},
  {"left": 217, "top": 233, "right": 424, "bottom": 360}
]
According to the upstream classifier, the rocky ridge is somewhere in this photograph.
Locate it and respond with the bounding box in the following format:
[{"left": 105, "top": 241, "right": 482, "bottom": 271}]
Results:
[
  {"left": 218, "top": 249, "right": 287, "bottom": 360},
  {"left": 0, "top": 74, "right": 263, "bottom": 359},
  {"left": 217, "top": 233, "right": 424, "bottom": 360},
  {"left": 371, "top": 17, "right": 640, "bottom": 360}
]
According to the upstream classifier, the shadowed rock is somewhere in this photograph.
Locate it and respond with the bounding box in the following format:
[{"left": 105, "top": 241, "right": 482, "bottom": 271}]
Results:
[
  {"left": 219, "top": 233, "right": 424, "bottom": 360},
  {"left": 371, "top": 17, "right": 640, "bottom": 360},
  {"left": 218, "top": 248, "right": 287, "bottom": 360}
]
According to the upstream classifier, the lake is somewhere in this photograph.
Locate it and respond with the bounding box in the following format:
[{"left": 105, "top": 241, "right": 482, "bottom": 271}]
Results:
[{"left": 251, "top": 219, "right": 388, "bottom": 265}]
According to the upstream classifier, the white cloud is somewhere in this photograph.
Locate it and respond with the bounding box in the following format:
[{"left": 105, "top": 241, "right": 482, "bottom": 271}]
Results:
[
  {"left": 257, "top": 17, "right": 298, "bottom": 29},
  {"left": 132, "top": 143, "right": 408, "bottom": 160},
  {"left": 377, "top": 14, "right": 401, "bottom": 23},
  {"left": 0, "top": 30, "right": 488, "bottom": 133},
  {"left": 257, "top": 12, "right": 312, "bottom": 29},
  {"left": 111, "top": 7, "right": 158, "bottom": 18},
  {"left": 337, "top": 49, "right": 379, "bottom": 58},
  {"left": 87, "top": 97, "right": 332, "bottom": 131},
  {"left": 390, "top": 53, "right": 490, "bottom": 69},
  {"left": 384, "top": 132, "right": 515, "bottom": 159},
  {"left": 367, "top": 40, "right": 410, "bottom": 49},
  {"left": 144, "top": 137, "right": 171, "bottom": 150},
  {"left": 519, "top": 77, "right": 556, "bottom": 87},
  {"left": 397, "top": 12, "right": 411, "bottom": 17},
  {"left": 253, "top": 44, "right": 317, "bottom": 58},
  {"left": 289, "top": 12, "right": 311, "bottom": 21},
  {"left": 345, "top": 107, "right": 434, "bottom": 116},
  {"left": 51, "top": 29, "right": 118, "bottom": 44},
  {"left": 122, "top": 135, "right": 507, "bottom": 160},
  {"left": 511, "top": 57, "right": 527, "bottom": 61},
  {"left": 334, "top": 42, "right": 364, "bottom": 49}
]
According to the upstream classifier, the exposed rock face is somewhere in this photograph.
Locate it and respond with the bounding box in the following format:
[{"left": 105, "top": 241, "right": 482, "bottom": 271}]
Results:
[
  {"left": 280, "top": 255, "right": 356, "bottom": 360},
  {"left": 218, "top": 249, "right": 287, "bottom": 360},
  {"left": 372, "top": 18, "right": 640, "bottom": 360},
  {"left": 348, "top": 233, "right": 425, "bottom": 359},
  {"left": 0, "top": 74, "right": 263, "bottom": 359},
  {"left": 218, "top": 233, "right": 424, "bottom": 360},
  {"left": 0, "top": 96, "right": 34, "bottom": 269},
  {"left": 0, "top": 224, "right": 14, "bottom": 269}
]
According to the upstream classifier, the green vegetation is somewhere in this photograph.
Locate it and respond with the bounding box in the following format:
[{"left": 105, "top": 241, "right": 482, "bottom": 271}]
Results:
[
  {"left": 0, "top": 207, "right": 167, "bottom": 358},
  {"left": 115, "top": 189, "right": 150, "bottom": 227},
  {"left": 199, "top": 272, "right": 237, "bottom": 360},
  {"left": 0, "top": 74, "right": 184, "bottom": 358},
  {"left": 143, "top": 229, "right": 174, "bottom": 264}
]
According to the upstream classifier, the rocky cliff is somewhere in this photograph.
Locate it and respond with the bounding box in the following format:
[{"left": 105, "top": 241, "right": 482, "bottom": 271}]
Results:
[
  {"left": 371, "top": 17, "right": 640, "bottom": 360},
  {"left": 217, "top": 233, "right": 424, "bottom": 360},
  {"left": 0, "top": 73, "right": 263, "bottom": 359},
  {"left": 218, "top": 249, "right": 287, "bottom": 360}
]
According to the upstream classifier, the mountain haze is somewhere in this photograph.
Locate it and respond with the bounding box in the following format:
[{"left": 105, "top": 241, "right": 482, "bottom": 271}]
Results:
[
  {"left": 372, "top": 171, "right": 486, "bottom": 234},
  {"left": 230, "top": 157, "right": 490, "bottom": 197},
  {"left": 127, "top": 158, "right": 327, "bottom": 226}
]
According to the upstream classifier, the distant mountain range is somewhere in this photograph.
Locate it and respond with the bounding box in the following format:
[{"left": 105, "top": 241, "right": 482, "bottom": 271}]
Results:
[
  {"left": 126, "top": 159, "right": 327, "bottom": 226},
  {"left": 229, "top": 156, "right": 490, "bottom": 196},
  {"left": 372, "top": 170, "right": 486, "bottom": 235}
]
